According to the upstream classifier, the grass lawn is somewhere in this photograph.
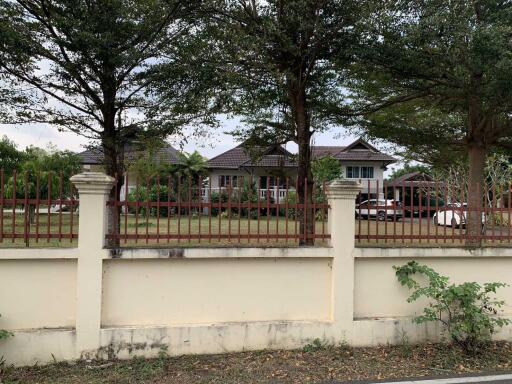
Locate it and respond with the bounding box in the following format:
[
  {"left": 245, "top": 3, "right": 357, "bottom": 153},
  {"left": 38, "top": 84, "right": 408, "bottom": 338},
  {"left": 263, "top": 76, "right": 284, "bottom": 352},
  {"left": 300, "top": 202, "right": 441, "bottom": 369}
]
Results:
[
  {"left": 356, "top": 217, "right": 512, "bottom": 247},
  {"left": 4, "top": 342, "right": 512, "bottom": 383},
  {"left": 0, "top": 213, "right": 330, "bottom": 248},
  {"left": 2, "top": 212, "right": 512, "bottom": 248}
]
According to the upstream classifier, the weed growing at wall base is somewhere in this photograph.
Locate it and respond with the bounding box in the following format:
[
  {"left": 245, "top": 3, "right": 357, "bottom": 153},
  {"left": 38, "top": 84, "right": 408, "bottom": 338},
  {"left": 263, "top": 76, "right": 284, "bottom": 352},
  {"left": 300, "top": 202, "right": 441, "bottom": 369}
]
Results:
[
  {"left": 0, "top": 315, "right": 13, "bottom": 383},
  {"left": 394, "top": 261, "right": 510, "bottom": 354},
  {"left": 0, "top": 314, "right": 12, "bottom": 342}
]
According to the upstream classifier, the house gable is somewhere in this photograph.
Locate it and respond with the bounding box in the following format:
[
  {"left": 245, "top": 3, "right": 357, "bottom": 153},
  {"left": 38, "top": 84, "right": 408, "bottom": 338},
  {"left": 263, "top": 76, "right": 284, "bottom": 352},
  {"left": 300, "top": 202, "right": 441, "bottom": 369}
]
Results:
[{"left": 311, "top": 138, "right": 397, "bottom": 165}]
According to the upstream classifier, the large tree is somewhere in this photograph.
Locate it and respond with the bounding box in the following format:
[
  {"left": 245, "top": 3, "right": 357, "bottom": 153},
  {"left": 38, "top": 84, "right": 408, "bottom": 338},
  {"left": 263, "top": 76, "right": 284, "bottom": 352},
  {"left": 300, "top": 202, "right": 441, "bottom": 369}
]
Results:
[
  {"left": 0, "top": 0, "right": 217, "bottom": 245},
  {"left": 350, "top": 0, "right": 512, "bottom": 244},
  {"left": 0, "top": 0, "right": 211, "bottom": 185},
  {"left": 210, "top": 0, "right": 361, "bottom": 244}
]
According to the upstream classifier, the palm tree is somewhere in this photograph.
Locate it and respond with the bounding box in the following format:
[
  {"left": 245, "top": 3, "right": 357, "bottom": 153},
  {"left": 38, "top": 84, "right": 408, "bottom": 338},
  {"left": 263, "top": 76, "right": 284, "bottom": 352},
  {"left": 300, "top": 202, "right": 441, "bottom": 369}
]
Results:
[{"left": 174, "top": 151, "right": 208, "bottom": 181}]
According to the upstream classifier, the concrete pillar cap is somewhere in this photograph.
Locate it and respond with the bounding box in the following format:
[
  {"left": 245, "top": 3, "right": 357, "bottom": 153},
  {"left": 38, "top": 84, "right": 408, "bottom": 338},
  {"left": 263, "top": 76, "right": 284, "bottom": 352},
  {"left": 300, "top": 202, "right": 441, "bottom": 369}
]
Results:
[
  {"left": 326, "top": 179, "right": 362, "bottom": 199},
  {"left": 70, "top": 172, "right": 116, "bottom": 195}
]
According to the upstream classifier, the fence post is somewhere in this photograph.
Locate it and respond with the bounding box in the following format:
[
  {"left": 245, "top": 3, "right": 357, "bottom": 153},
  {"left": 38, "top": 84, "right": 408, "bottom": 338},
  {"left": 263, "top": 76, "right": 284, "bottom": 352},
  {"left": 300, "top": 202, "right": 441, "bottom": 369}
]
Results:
[
  {"left": 326, "top": 179, "right": 361, "bottom": 344},
  {"left": 71, "top": 172, "right": 115, "bottom": 358}
]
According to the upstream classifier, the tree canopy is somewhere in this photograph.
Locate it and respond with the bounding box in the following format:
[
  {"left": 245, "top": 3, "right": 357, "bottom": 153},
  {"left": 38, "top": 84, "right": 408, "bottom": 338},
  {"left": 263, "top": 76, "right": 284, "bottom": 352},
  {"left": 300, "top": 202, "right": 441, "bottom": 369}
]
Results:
[
  {"left": 0, "top": 135, "right": 24, "bottom": 176},
  {"left": 349, "top": 0, "right": 512, "bottom": 243},
  {"left": 209, "top": 0, "right": 363, "bottom": 244},
  {"left": 312, "top": 155, "right": 342, "bottom": 185},
  {"left": 0, "top": 0, "right": 213, "bottom": 181}
]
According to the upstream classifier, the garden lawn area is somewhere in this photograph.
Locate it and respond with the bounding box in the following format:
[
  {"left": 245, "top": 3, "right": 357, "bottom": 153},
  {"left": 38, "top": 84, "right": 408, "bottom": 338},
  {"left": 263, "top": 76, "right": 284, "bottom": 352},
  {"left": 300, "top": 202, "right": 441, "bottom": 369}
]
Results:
[
  {"left": 0, "top": 213, "right": 330, "bottom": 247},
  {"left": 3, "top": 213, "right": 512, "bottom": 248},
  {"left": 4, "top": 342, "right": 512, "bottom": 384},
  {"left": 356, "top": 218, "right": 512, "bottom": 247}
]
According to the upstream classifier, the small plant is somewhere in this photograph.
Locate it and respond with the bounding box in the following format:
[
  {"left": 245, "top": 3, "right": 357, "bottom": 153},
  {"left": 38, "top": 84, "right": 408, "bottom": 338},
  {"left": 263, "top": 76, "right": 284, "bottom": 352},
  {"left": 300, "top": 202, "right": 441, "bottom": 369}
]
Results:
[
  {"left": 397, "top": 328, "right": 412, "bottom": 357},
  {"left": 0, "top": 314, "right": 13, "bottom": 379},
  {"left": 0, "top": 315, "right": 12, "bottom": 341},
  {"left": 302, "top": 338, "right": 325, "bottom": 353},
  {"left": 394, "top": 261, "right": 510, "bottom": 354}
]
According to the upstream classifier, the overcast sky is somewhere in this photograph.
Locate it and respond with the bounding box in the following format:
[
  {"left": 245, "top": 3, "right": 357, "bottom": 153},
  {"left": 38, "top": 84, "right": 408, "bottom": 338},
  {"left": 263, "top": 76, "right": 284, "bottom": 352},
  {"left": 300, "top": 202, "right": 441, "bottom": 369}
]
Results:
[{"left": 0, "top": 117, "right": 403, "bottom": 175}]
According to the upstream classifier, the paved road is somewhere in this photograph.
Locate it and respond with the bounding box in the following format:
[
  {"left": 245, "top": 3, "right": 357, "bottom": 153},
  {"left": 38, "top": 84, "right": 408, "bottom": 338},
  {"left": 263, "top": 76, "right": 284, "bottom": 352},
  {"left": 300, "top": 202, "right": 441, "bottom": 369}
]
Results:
[{"left": 332, "top": 373, "right": 512, "bottom": 384}]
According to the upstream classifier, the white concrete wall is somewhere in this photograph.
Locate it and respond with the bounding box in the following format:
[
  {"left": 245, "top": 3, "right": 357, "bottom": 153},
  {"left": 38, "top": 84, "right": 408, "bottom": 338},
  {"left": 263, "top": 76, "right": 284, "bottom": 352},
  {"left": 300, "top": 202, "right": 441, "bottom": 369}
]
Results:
[
  {"left": 3, "top": 173, "right": 512, "bottom": 366},
  {"left": 102, "top": 257, "right": 331, "bottom": 327},
  {"left": 354, "top": 250, "right": 512, "bottom": 320},
  {"left": 0, "top": 253, "right": 77, "bottom": 330}
]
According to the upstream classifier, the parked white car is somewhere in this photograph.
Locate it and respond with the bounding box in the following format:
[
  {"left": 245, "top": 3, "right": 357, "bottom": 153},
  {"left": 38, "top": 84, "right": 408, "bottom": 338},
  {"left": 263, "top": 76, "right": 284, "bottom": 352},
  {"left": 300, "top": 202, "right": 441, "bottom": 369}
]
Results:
[
  {"left": 433, "top": 203, "right": 485, "bottom": 228},
  {"left": 355, "top": 199, "right": 403, "bottom": 221}
]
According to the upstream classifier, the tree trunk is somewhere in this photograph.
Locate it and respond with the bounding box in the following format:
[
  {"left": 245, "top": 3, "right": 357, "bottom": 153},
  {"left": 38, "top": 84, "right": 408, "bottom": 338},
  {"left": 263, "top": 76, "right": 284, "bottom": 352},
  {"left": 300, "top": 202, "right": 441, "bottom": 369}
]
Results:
[
  {"left": 288, "top": 82, "right": 314, "bottom": 246},
  {"left": 465, "top": 88, "right": 487, "bottom": 247},
  {"left": 466, "top": 144, "right": 486, "bottom": 246},
  {"left": 102, "top": 111, "right": 124, "bottom": 248}
]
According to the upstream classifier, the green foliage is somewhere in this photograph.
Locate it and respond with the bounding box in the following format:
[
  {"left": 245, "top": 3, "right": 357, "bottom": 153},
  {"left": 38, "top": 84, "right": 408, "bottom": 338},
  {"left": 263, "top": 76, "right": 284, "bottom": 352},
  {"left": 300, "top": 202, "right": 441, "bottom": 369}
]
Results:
[
  {"left": 210, "top": 180, "right": 266, "bottom": 218},
  {"left": 4, "top": 145, "right": 80, "bottom": 200},
  {"left": 349, "top": 0, "right": 512, "bottom": 239},
  {"left": 128, "top": 184, "right": 176, "bottom": 217},
  {"left": 128, "top": 156, "right": 174, "bottom": 183},
  {"left": 0, "top": 0, "right": 214, "bottom": 177},
  {"left": 302, "top": 338, "right": 325, "bottom": 353},
  {"left": 394, "top": 261, "right": 510, "bottom": 354},
  {"left": 312, "top": 156, "right": 342, "bottom": 185},
  {"left": 210, "top": 0, "right": 364, "bottom": 192},
  {"left": 0, "top": 314, "right": 13, "bottom": 342},
  {"left": 388, "top": 163, "right": 431, "bottom": 181},
  {"left": 173, "top": 151, "right": 208, "bottom": 180},
  {"left": 0, "top": 136, "right": 24, "bottom": 176}
]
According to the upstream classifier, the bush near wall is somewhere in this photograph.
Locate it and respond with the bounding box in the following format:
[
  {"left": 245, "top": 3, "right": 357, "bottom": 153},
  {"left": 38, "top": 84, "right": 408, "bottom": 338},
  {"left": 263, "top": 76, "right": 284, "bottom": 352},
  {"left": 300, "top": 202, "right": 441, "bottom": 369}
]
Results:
[{"left": 394, "top": 261, "right": 510, "bottom": 354}]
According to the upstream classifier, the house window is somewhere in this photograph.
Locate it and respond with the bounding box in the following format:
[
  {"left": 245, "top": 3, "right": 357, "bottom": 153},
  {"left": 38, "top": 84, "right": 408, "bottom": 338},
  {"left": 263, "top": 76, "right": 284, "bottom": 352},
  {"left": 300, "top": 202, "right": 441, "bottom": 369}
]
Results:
[
  {"left": 346, "top": 166, "right": 360, "bottom": 178},
  {"left": 219, "top": 175, "right": 238, "bottom": 187},
  {"left": 347, "top": 166, "right": 374, "bottom": 179},
  {"left": 361, "top": 166, "right": 374, "bottom": 178}
]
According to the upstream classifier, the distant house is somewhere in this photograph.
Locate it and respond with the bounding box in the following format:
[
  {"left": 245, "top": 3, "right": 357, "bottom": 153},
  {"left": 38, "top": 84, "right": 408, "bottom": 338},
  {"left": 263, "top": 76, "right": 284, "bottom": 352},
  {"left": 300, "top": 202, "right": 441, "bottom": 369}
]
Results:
[
  {"left": 384, "top": 172, "right": 440, "bottom": 214},
  {"left": 78, "top": 143, "right": 182, "bottom": 196},
  {"left": 206, "top": 143, "right": 297, "bottom": 200},
  {"left": 207, "top": 138, "right": 397, "bottom": 200},
  {"left": 311, "top": 138, "right": 397, "bottom": 200},
  {"left": 79, "top": 143, "right": 181, "bottom": 172}
]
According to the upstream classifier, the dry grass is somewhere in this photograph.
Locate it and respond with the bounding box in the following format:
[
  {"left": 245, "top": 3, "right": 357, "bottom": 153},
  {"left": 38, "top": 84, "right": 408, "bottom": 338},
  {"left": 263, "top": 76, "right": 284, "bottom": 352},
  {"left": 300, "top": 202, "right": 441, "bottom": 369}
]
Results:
[{"left": 5, "top": 342, "right": 512, "bottom": 384}]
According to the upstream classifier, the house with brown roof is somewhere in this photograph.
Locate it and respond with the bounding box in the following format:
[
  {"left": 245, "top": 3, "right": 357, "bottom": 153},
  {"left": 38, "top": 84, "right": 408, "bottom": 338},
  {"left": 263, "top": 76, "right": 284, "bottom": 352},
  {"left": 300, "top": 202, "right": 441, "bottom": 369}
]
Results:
[
  {"left": 311, "top": 138, "right": 397, "bottom": 200},
  {"left": 79, "top": 143, "right": 182, "bottom": 172},
  {"left": 207, "top": 143, "right": 297, "bottom": 200},
  {"left": 384, "top": 172, "right": 439, "bottom": 214},
  {"left": 78, "top": 143, "right": 183, "bottom": 197},
  {"left": 207, "top": 138, "right": 397, "bottom": 200}
]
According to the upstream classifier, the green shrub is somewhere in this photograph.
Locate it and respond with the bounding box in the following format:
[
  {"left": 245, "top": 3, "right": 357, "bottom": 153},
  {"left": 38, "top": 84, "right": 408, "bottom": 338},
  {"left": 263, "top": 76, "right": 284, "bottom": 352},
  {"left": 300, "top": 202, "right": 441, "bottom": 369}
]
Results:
[
  {"left": 394, "top": 261, "right": 510, "bottom": 354},
  {"left": 0, "top": 314, "right": 12, "bottom": 341},
  {"left": 210, "top": 181, "right": 267, "bottom": 218},
  {"left": 302, "top": 338, "right": 325, "bottom": 353},
  {"left": 280, "top": 189, "right": 328, "bottom": 221}
]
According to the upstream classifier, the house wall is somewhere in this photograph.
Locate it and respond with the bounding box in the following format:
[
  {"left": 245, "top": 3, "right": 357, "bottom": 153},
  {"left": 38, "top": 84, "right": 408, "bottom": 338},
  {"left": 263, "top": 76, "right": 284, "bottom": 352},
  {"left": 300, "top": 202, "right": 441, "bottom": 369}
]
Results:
[
  {"left": 339, "top": 161, "right": 385, "bottom": 196},
  {"left": 208, "top": 169, "right": 248, "bottom": 190},
  {"left": 208, "top": 169, "right": 297, "bottom": 190},
  {"left": 3, "top": 175, "right": 512, "bottom": 366}
]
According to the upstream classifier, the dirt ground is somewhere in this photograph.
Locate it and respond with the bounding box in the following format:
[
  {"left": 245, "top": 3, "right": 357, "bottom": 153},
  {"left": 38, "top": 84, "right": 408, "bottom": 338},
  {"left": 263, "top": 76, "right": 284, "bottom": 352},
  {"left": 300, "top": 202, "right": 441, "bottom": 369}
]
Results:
[{"left": 4, "top": 342, "right": 512, "bottom": 384}]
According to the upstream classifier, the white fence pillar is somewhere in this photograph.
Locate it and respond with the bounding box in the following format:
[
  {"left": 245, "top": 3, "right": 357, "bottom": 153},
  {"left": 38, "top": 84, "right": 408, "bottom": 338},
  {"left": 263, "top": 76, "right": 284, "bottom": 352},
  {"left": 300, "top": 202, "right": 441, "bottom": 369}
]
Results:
[
  {"left": 326, "top": 179, "right": 361, "bottom": 343},
  {"left": 71, "top": 172, "right": 115, "bottom": 358}
]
